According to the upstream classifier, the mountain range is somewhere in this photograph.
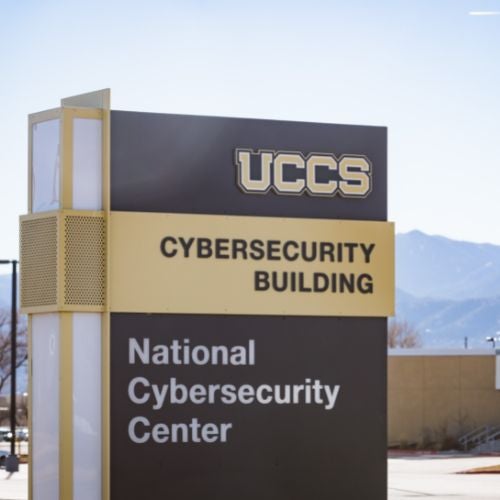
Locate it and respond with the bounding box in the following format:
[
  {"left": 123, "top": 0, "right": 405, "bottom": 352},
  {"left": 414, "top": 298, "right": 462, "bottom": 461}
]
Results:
[
  {"left": 1, "top": 230, "right": 499, "bottom": 349},
  {"left": 395, "top": 231, "right": 500, "bottom": 348},
  {"left": 396, "top": 230, "right": 500, "bottom": 301}
]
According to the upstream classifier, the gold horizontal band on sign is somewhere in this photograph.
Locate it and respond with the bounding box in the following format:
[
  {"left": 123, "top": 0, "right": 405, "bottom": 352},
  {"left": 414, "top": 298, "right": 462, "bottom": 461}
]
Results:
[{"left": 109, "top": 212, "right": 395, "bottom": 317}]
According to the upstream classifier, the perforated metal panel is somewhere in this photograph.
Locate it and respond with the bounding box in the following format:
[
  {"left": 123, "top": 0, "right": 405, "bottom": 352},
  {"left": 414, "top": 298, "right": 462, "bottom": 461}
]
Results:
[
  {"left": 20, "top": 216, "right": 58, "bottom": 308},
  {"left": 20, "top": 212, "right": 106, "bottom": 312},
  {"left": 64, "top": 215, "right": 106, "bottom": 306}
]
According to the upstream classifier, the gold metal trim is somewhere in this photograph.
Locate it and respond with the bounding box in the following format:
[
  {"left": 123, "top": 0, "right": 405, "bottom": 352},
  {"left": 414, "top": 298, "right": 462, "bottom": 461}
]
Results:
[
  {"left": 101, "top": 90, "right": 111, "bottom": 500},
  {"left": 64, "top": 107, "right": 103, "bottom": 120},
  {"left": 102, "top": 107, "right": 110, "bottom": 213},
  {"left": 57, "top": 209, "right": 66, "bottom": 307},
  {"left": 20, "top": 214, "right": 58, "bottom": 309},
  {"left": 20, "top": 211, "right": 106, "bottom": 313},
  {"left": 109, "top": 212, "right": 395, "bottom": 317},
  {"left": 29, "top": 108, "right": 61, "bottom": 124},
  {"left": 61, "top": 108, "right": 73, "bottom": 210},
  {"left": 59, "top": 313, "right": 73, "bottom": 500},
  {"left": 61, "top": 88, "right": 110, "bottom": 109}
]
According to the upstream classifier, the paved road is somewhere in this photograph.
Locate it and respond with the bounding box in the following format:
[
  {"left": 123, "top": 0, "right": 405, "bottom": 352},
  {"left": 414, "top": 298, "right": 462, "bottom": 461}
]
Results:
[
  {"left": 389, "top": 454, "right": 500, "bottom": 499},
  {"left": 0, "top": 464, "right": 27, "bottom": 500},
  {"left": 1, "top": 456, "right": 499, "bottom": 499}
]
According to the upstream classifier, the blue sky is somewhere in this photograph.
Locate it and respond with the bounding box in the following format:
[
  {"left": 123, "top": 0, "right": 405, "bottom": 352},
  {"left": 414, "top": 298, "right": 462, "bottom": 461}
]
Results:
[{"left": 1, "top": 0, "right": 500, "bottom": 264}]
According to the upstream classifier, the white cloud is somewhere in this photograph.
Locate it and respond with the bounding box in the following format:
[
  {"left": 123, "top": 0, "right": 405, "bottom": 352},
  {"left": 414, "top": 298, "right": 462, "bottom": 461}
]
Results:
[{"left": 469, "top": 11, "right": 500, "bottom": 16}]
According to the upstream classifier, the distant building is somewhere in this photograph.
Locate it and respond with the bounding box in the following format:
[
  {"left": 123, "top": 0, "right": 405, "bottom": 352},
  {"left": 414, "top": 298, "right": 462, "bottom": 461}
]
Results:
[{"left": 388, "top": 348, "right": 500, "bottom": 450}]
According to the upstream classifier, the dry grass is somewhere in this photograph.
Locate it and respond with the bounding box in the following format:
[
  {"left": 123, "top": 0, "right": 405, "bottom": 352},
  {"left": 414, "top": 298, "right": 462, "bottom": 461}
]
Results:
[{"left": 461, "top": 464, "right": 500, "bottom": 474}]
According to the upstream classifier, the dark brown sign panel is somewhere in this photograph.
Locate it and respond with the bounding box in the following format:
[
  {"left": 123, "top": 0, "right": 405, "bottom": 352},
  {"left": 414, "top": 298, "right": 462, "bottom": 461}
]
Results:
[
  {"left": 110, "top": 111, "right": 389, "bottom": 500},
  {"left": 110, "top": 112, "right": 387, "bottom": 220}
]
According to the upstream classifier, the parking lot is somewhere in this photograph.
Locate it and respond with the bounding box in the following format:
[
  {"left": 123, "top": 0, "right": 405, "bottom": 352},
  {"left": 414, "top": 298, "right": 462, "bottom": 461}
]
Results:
[
  {"left": 0, "top": 454, "right": 499, "bottom": 500},
  {"left": 389, "top": 454, "right": 500, "bottom": 499},
  {"left": 0, "top": 464, "right": 27, "bottom": 500}
]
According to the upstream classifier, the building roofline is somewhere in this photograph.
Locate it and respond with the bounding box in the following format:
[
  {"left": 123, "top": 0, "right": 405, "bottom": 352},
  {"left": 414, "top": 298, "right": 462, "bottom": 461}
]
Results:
[{"left": 388, "top": 348, "right": 495, "bottom": 356}]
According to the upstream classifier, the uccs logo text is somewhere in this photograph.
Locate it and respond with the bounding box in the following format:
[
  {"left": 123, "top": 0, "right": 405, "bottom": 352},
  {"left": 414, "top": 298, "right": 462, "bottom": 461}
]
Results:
[{"left": 235, "top": 149, "right": 372, "bottom": 198}]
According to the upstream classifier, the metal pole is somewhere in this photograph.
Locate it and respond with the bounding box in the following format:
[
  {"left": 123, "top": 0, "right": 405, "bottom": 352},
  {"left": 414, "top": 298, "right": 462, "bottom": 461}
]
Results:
[
  {"left": 6, "top": 260, "right": 19, "bottom": 472},
  {"left": 10, "top": 260, "right": 17, "bottom": 455}
]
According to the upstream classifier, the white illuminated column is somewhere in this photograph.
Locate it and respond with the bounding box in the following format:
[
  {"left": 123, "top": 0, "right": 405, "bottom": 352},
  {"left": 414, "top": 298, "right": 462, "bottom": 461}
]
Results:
[
  {"left": 32, "top": 314, "right": 59, "bottom": 500},
  {"left": 26, "top": 90, "right": 109, "bottom": 500}
]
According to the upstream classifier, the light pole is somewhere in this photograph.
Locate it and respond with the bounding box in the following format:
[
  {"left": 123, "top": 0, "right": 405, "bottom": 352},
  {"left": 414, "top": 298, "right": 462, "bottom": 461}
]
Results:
[
  {"left": 0, "top": 259, "right": 19, "bottom": 473},
  {"left": 485, "top": 334, "right": 500, "bottom": 349}
]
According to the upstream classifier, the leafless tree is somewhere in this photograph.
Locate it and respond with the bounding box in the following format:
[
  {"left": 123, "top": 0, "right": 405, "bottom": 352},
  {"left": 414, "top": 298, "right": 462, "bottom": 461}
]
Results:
[
  {"left": 388, "top": 319, "right": 422, "bottom": 348},
  {"left": 0, "top": 309, "right": 28, "bottom": 394}
]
